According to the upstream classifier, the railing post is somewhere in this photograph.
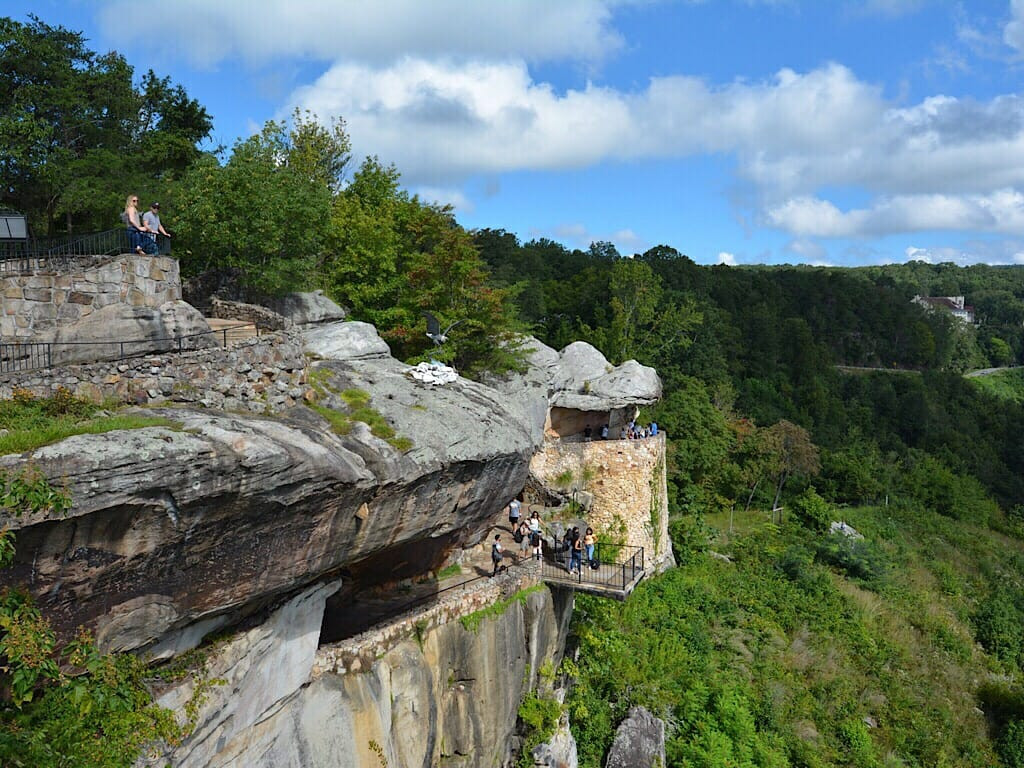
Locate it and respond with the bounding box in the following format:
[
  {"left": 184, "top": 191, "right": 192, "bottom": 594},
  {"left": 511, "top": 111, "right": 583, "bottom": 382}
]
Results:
[
  {"left": 119, "top": 341, "right": 124, "bottom": 360},
  {"left": 222, "top": 328, "right": 227, "bottom": 347},
  {"left": 44, "top": 343, "right": 51, "bottom": 369}
]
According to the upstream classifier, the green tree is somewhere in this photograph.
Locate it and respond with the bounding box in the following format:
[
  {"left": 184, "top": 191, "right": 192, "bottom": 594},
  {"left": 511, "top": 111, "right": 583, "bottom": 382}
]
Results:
[
  {"left": 0, "top": 16, "right": 211, "bottom": 235},
  {"left": 173, "top": 115, "right": 341, "bottom": 294}
]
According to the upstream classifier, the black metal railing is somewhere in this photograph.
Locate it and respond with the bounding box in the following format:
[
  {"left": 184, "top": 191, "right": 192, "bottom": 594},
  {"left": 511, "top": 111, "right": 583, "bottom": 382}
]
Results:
[
  {"left": 0, "top": 322, "right": 258, "bottom": 374},
  {"left": 0, "top": 229, "right": 171, "bottom": 274},
  {"left": 540, "top": 540, "right": 645, "bottom": 591}
]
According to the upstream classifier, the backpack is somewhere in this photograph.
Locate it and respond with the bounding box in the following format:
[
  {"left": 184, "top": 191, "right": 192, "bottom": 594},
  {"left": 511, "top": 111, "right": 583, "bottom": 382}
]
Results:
[{"left": 514, "top": 529, "right": 524, "bottom": 543}]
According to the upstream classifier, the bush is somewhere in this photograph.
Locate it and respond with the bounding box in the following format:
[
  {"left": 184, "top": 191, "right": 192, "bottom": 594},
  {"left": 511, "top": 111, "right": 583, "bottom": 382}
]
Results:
[
  {"left": 791, "top": 487, "right": 832, "bottom": 531},
  {"left": 1000, "top": 719, "right": 1024, "bottom": 768},
  {"left": 815, "top": 532, "right": 890, "bottom": 587},
  {"left": 973, "top": 591, "right": 1024, "bottom": 664}
]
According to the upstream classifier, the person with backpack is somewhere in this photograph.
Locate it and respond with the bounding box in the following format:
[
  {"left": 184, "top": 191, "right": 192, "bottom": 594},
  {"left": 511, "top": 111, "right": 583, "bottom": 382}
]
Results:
[
  {"left": 491, "top": 534, "right": 504, "bottom": 576},
  {"left": 570, "top": 528, "right": 583, "bottom": 575},
  {"left": 516, "top": 519, "right": 532, "bottom": 557},
  {"left": 528, "top": 511, "right": 543, "bottom": 561}
]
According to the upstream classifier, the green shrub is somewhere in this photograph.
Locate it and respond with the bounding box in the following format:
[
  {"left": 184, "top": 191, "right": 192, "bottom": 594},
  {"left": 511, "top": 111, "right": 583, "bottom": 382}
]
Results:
[
  {"left": 1000, "top": 720, "right": 1024, "bottom": 768},
  {"left": 815, "top": 532, "right": 890, "bottom": 587},
  {"left": 791, "top": 487, "right": 832, "bottom": 531},
  {"left": 517, "top": 691, "right": 561, "bottom": 768},
  {"left": 973, "top": 591, "right": 1024, "bottom": 663}
]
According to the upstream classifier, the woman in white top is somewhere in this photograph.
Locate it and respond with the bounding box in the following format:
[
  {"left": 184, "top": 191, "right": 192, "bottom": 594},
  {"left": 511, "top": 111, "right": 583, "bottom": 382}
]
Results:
[{"left": 528, "top": 511, "right": 543, "bottom": 561}]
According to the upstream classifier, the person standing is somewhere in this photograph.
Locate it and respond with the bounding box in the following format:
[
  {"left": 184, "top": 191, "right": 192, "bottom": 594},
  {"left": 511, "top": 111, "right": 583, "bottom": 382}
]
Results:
[
  {"left": 491, "top": 534, "right": 504, "bottom": 576},
  {"left": 517, "top": 519, "right": 532, "bottom": 558},
  {"left": 570, "top": 528, "right": 583, "bottom": 575},
  {"left": 528, "top": 511, "right": 543, "bottom": 561},
  {"left": 584, "top": 527, "right": 596, "bottom": 567},
  {"left": 142, "top": 202, "right": 171, "bottom": 251},
  {"left": 508, "top": 497, "right": 521, "bottom": 530}
]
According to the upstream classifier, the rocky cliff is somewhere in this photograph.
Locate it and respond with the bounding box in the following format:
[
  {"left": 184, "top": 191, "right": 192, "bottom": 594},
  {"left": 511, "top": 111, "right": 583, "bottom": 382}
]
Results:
[{"left": 0, "top": 318, "right": 666, "bottom": 767}]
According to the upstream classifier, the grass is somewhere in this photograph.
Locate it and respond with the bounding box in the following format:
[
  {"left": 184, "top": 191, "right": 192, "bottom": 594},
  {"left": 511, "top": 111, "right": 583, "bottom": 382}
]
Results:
[
  {"left": 460, "top": 585, "right": 546, "bottom": 633},
  {"left": 305, "top": 369, "right": 413, "bottom": 453},
  {"left": 436, "top": 564, "right": 462, "bottom": 580},
  {"left": 0, "top": 388, "right": 180, "bottom": 456},
  {"left": 970, "top": 368, "right": 1024, "bottom": 403}
]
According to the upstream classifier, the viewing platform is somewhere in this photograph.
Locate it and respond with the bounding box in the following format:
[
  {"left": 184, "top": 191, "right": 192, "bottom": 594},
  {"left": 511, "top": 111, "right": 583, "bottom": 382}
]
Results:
[{"left": 538, "top": 542, "right": 646, "bottom": 600}]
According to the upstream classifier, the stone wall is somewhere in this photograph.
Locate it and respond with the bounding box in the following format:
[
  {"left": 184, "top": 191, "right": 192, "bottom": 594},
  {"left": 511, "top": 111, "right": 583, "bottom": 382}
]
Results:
[
  {"left": 529, "top": 433, "right": 674, "bottom": 572},
  {"left": 208, "top": 296, "right": 291, "bottom": 330},
  {"left": 0, "top": 255, "right": 180, "bottom": 340},
  {"left": 0, "top": 329, "right": 308, "bottom": 413}
]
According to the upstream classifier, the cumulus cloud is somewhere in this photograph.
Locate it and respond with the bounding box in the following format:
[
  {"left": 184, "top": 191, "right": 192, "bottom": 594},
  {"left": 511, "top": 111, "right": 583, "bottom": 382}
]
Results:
[
  {"left": 1005, "top": 0, "right": 1024, "bottom": 56},
  {"left": 717, "top": 251, "right": 738, "bottom": 266},
  {"left": 536, "top": 223, "right": 646, "bottom": 254},
  {"left": 97, "top": 0, "right": 628, "bottom": 67},
  {"left": 285, "top": 57, "right": 1024, "bottom": 237},
  {"left": 767, "top": 189, "right": 1024, "bottom": 237}
]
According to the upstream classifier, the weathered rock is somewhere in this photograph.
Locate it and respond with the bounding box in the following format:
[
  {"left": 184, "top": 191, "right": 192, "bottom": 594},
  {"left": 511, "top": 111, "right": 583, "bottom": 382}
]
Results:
[
  {"left": 145, "top": 582, "right": 573, "bottom": 768},
  {"left": 265, "top": 290, "right": 346, "bottom": 327},
  {"left": 488, "top": 337, "right": 661, "bottom": 444},
  {"left": 303, "top": 321, "right": 390, "bottom": 360},
  {"left": 531, "top": 713, "right": 578, "bottom": 768},
  {"left": 605, "top": 706, "right": 666, "bottom": 768},
  {"left": 0, "top": 330, "right": 533, "bottom": 654},
  {"left": 50, "top": 300, "right": 213, "bottom": 364}
]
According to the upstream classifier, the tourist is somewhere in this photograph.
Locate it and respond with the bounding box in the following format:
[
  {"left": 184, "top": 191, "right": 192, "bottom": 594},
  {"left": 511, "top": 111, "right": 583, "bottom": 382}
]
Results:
[
  {"left": 491, "top": 534, "right": 504, "bottom": 576},
  {"left": 583, "top": 424, "right": 592, "bottom": 441},
  {"left": 516, "top": 519, "right": 532, "bottom": 557},
  {"left": 619, "top": 425, "right": 628, "bottom": 440},
  {"left": 123, "top": 195, "right": 157, "bottom": 255},
  {"left": 650, "top": 421, "right": 658, "bottom": 437},
  {"left": 600, "top": 424, "right": 609, "bottom": 440},
  {"left": 528, "top": 511, "right": 543, "bottom": 561},
  {"left": 570, "top": 528, "right": 583, "bottom": 575},
  {"left": 508, "top": 497, "right": 521, "bottom": 530},
  {"left": 584, "top": 527, "right": 596, "bottom": 566},
  {"left": 142, "top": 202, "right": 171, "bottom": 251},
  {"left": 561, "top": 527, "right": 573, "bottom": 565}
]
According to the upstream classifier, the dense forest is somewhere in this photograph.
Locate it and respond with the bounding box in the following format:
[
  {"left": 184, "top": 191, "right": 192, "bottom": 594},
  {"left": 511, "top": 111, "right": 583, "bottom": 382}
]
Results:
[{"left": 6, "top": 15, "right": 1024, "bottom": 767}]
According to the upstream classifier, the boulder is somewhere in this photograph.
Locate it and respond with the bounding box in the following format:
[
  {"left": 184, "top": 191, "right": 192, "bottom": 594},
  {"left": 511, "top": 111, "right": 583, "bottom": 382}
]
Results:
[
  {"left": 51, "top": 300, "right": 213, "bottom": 364},
  {"left": 303, "top": 321, "right": 390, "bottom": 361},
  {"left": 605, "top": 707, "right": 666, "bottom": 768},
  {"left": 531, "top": 712, "right": 578, "bottom": 768},
  {"left": 487, "top": 337, "right": 662, "bottom": 442},
  {"left": 265, "top": 290, "right": 346, "bottom": 327}
]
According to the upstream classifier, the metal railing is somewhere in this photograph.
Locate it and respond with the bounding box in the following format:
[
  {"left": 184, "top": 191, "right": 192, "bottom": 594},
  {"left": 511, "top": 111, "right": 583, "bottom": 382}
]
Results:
[
  {"left": 0, "top": 229, "right": 170, "bottom": 274},
  {"left": 0, "top": 322, "right": 258, "bottom": 374},
  {"left": 540, "top": 540, "right": 645, "bottom": 592}
]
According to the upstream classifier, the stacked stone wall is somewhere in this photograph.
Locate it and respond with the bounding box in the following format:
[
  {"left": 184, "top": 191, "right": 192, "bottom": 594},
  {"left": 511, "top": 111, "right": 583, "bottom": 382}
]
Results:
[
  {"left": 0, "top": 255, "right": 180, "bottom": 340},
  {"left": 530, "top": 433, "right": 673, "bottom": 571},
  {"left": 209, "top": 296, "right": 291, "bottom": 330},
  {"left": 313, "top": 563, "right": 541, "bottom": 677},
  {"left": 0, "top": 330, "right": 308, "bottom": 413}
]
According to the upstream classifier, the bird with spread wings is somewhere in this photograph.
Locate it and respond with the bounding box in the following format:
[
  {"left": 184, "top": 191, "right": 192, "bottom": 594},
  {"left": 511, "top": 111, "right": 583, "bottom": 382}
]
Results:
[{"left": 422, "top": 311, "right": 463, "bottom": 346}]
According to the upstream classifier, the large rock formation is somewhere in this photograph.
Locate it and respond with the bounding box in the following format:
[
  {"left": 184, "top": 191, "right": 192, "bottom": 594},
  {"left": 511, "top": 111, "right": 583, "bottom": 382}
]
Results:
[
  {"left": 143, "top": 579, "right": 573, "bottom": 768},
  {"left": 51, "top": 300, "right": 214, "bottom": 364},
  {"left": 0, "top": 320, "right": 533, "bottom": 655}
]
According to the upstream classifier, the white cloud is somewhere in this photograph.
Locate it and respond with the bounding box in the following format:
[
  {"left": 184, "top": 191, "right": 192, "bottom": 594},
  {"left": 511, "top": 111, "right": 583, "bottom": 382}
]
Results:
[
  {"left": 97, "top": 0, "right": 628, "bottom": 67},
  {"left": 1005, "top": 0, "right": 1024, "bottom": 56},
  {"left": 538, "top": 223, "right": 646, "bottom": 254},
  {"left": 767, "top": 189, "right": 1024, "bottom": 237},
  {"left": 414, "top": 186, "right": 475, "bottom": 214},
  {"left": 717, "top": 251, "right": 738, "bottom": 266},
  {"left": 785, "top": 238, "right": 828, "bottom": 262},
  {"left": 286, "top": 56, "right": 1024, "bottom": 237}
]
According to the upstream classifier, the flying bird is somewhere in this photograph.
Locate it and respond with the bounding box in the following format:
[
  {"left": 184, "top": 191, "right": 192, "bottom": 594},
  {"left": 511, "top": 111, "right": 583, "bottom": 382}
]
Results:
[{"left": 423, "top": 311, "right": 462, "bottom": 346}]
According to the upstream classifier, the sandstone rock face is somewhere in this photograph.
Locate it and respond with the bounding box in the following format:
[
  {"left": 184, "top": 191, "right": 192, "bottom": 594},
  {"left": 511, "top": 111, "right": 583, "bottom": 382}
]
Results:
[
  {"left": 265, "top": 290, "right": 346, "bottom": 327},
  {"left": 50, "top": 300, "right": 213, "bottom": 364},
  {"left": 0, "top": 322, "right": 533, "bottom": 654},
  {"left": 605, "top": 706, "right": 666, "bottom": 768},
  {"left": 145, "top": 584, "right": 574, "bottom": 768}
]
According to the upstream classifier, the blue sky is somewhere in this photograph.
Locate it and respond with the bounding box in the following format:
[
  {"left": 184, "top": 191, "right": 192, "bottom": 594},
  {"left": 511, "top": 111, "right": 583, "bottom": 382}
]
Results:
[{"left": 7, "top": 0, "right": 1024, "bottom": 266}]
